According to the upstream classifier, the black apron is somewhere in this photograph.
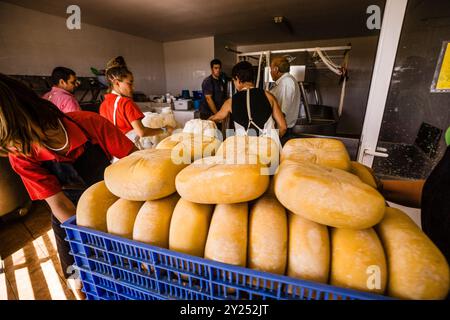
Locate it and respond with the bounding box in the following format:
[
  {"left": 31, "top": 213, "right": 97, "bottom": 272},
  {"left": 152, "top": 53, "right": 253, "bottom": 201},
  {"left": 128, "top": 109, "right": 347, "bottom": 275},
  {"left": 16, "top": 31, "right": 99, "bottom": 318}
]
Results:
[
  {"left": 421, "top": 145, "right": 450, "bottom": 265},
  {"left": 41, "top": 117, "right": 111, "bottom": 278}
]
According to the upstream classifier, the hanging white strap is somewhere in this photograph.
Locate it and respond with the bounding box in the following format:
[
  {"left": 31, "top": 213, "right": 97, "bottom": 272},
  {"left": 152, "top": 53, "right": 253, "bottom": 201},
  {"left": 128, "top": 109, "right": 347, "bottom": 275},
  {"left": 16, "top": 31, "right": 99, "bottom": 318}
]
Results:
[
  {"left": 338, "top": 75, "right": 347, "bottom": 117},
  {"left": 113, "top": 94, "right": 121, "bottom": 126},
  {"left": 255, "top": 53, "right": 263, "bottom": 88},
  {"left": 315, "top": 48, "right": 348, "bottom": 118},
  {"left": 245, "top": 89, "right": 264, "bottom": 133}
]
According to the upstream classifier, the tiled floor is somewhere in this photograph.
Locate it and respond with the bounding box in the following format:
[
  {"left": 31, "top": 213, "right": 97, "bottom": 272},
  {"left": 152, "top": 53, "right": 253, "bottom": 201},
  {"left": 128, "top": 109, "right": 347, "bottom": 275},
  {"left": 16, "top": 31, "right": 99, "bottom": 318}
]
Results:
[{"left": 0, "top": 202, "right": 75, "bottom": 300}]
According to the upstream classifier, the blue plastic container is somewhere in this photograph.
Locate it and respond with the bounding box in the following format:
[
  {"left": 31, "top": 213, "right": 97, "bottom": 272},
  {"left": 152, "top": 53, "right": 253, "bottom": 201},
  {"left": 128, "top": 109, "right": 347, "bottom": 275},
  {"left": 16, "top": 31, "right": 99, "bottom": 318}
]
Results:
[
  {"left": 62, "top": 216, "right": 392, "bottom": 301},
  {"left": 193, "top": 100, "right": 201, "bottom": 110},
  {"left": 181, "top": 90, "right": 190, "bottom": 99}
]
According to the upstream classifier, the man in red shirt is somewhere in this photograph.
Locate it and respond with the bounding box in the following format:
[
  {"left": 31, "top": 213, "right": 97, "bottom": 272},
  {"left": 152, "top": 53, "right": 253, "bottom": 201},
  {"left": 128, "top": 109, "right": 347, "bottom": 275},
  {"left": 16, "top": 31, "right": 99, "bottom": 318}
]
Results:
[{"left": 0, "top": 74, "right": 136, "bottom": 299}]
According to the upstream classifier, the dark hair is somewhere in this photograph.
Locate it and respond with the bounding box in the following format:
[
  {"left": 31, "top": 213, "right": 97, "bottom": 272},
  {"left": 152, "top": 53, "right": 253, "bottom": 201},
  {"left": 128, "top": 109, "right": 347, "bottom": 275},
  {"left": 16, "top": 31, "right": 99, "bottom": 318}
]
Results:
[
  {"left": 0, "top": 74, "right": 65, "bottom": 156},
  {"left": 231, "top": 61, "right": 254, "bottom": 83},
  {"left": 51, "top": 67, "right": 76, "bottom": 86},
  {"left": 210, "top": 59, "right": 222, "bottom": 69},
  {"left": 105, "top": 56, "right": 132, "bottom": 86}
]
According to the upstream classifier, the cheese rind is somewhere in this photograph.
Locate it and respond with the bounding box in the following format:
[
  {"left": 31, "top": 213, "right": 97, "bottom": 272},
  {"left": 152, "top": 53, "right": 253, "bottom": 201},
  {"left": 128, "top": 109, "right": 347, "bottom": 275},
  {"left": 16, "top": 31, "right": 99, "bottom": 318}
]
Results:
[
  {"left": 77, "top": 181, "right": 119, "bottom": 232},
  {"left": 248, "top": 196, "right": 287, "bottom": 275},
  {"left": 104, "top": 149, "right": 187, "bottom": 201},
  {"left": 107, "top": 199, "right": 144, "bottom": 239},
  {"left": 350, "top": 161, "right": 378, "bottom": 188},
  {"left": 281, "top": 138, "right": 351, "bottom": 171},
  {"left": 132, "top": 193, "right": 180, "bottom": 248},
  {"left": 274, "top": 161, "right": 386, "bottom": 229},
  {"left": 169, "top": 198, "right": 214, "bottom": 256},
  {"left": 287, "top": 213, "right": 330, "bottom": 283},
  {"left": 376, "top": 207, "right": 450, "bottom": 300},
  {"left": 204, "top": 203, "right": 248, "bottom": 267},
  {"left": 330, "top": 227, "right": 387, "bottom": 294},
  {"left": 176, "top": 156, "right": 269, "bottom": 204}
]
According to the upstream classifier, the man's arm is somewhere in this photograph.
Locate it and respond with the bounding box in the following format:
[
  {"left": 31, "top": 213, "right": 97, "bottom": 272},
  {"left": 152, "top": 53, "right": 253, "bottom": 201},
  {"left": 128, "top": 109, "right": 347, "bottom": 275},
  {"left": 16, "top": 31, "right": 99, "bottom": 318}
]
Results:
[
  {"left": 131, "top": 120, "right": 164, "bottom": 138},
  {"left": 209, "top": 98, "right": 231, "bottom": 122},
  {"left": 46, "top": 191, "right": 77, "bottom": 223},
  {"left": 266, "top": 91, "right": 287, "bottom": 137},
  {"left": 380, "top": 179, "right": 425, "bottom": 208},
  {"left": 205, "top": 95, "right": 218, "bottom": 114}
]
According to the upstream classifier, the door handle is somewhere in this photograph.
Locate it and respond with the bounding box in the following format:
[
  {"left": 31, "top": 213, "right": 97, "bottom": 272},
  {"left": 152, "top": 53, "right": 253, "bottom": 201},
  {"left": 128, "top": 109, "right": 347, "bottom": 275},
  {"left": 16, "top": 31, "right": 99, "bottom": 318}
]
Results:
[{"left": 364, "top": 148, "right": 389, "bottom": 158}]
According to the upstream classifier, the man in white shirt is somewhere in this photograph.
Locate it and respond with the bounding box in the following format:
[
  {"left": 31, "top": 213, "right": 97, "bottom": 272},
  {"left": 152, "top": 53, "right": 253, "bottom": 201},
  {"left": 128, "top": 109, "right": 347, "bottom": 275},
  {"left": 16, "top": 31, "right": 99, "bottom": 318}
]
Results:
[{"left": 269, "top": 57, "right": 300, "bottom": 137}]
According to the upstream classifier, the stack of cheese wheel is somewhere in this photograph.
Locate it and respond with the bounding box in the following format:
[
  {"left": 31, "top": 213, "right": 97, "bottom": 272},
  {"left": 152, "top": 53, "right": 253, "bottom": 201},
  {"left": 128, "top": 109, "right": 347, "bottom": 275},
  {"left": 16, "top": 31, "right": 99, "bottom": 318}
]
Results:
[
  {"left": 156, "top": 132, "right": 221, "bottom": 162},
  {"left": 172, "top": 135, "right": 281, "bottom": 274},
  {"left": 77, "top": 149, "right": 187, "bottom": 248},
  {"left": 75, "top": 136, "right": 449, "bottom": 300},
  {"left": 274, "top": 138, "right": 449, "bottom": 299}
]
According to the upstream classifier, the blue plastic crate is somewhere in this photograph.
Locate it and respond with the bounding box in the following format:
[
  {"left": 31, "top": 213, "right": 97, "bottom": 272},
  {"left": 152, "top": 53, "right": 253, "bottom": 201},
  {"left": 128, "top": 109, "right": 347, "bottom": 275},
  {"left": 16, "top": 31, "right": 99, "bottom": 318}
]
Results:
[{"left": 62, "top": 216, "right": 392, "bottom": 300}]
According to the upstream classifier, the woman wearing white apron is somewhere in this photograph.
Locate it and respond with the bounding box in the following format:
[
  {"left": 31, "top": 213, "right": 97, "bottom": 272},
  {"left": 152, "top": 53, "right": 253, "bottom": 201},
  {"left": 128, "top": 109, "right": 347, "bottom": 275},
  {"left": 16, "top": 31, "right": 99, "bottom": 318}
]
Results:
[
  {"left": 209, "top": 61, "right": 287, "bottom": 151},
  {"left": 99, "top": 56, "right": 166, "bottom": 155}
]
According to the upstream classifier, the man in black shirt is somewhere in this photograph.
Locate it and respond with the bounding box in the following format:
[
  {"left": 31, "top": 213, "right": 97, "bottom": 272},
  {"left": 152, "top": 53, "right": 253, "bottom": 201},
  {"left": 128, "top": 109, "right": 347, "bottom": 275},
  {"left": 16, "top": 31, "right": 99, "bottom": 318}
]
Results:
[{"left": 199, "top": 59, "right": 227, "bottom": 120}]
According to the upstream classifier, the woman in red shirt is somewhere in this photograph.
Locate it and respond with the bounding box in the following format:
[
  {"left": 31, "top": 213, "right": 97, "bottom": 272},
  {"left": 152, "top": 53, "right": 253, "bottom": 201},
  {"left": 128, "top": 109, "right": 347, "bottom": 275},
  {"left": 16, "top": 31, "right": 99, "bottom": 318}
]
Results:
[
  {"left": 99, "top": 57, "right": 168, "bottom": 146},
  {"left": 0, "top": 74, "right": 137, "bottom": 299}
]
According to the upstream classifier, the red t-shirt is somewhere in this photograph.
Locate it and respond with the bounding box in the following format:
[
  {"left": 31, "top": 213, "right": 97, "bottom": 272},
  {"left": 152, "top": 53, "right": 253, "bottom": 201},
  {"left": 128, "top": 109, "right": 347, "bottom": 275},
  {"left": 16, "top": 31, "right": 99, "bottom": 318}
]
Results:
[
  {"left": 99, "top": 93, "right": 144, "bottom": 134},
  {"left": 8, "top": 111, "right": 135, "bottom": 200}
]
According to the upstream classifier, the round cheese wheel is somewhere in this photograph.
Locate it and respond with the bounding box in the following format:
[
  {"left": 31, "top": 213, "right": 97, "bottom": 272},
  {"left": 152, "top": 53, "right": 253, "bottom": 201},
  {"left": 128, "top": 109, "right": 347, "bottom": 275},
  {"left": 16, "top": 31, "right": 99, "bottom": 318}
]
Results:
[
  {"left": 77, "top": 181, "right": 119, "bottom": 232},
  {"left": 216, "top": 135, "right": 280, "bottom": 174},
  {"left": 274, "top": 161, "right": 386, "bottom": 229},
  {"left": 156, "top": 132, "right": 221, "bottom": 162},
  {"left": 350, "top": 161, "right": 378, "bottom": 189},
  {"left": 376, "top": 207, "right": 449, "bottom": 300},
  {"left": 176, "top": 156, "right": 270, "bottom": 204},
  {"left": 330, "top": 227, "right": 387, "bottom": 294},
  {"left": 281, "top": 138, "right": 351, "bottom": 171},
  {"left": 107, "top": 199, "right": 144, "bottom": 239},
  {"left": 169, "top": 199, "right": 214, "bottom": 256},
  {"left": 133, "top": 193, "right": 180, "bottom": 248},
  {"left": 248, "top": 196, "right": 287, "bottom": 275},
  {"left": 204, "top": 203, "right": 248, "bottom": 267},
  {"left": 142, "top": 112, "right": 165, "bottom": 129},
  {"left": 182, "top": 119, "right": 218, "bottom": 138},
  {"left": 104, "top": 149, "right": 188, "bottom": 201},
  {"left": 288, "top": 212, "right": 330, "bottom": 283}
]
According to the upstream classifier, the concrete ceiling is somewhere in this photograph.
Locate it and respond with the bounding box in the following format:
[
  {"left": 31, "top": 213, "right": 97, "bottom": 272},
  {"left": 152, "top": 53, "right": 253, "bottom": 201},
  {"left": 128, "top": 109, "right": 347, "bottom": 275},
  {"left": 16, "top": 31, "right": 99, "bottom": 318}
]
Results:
[{"left": 2, "top": 0, "right": 385, "bottom": 44}]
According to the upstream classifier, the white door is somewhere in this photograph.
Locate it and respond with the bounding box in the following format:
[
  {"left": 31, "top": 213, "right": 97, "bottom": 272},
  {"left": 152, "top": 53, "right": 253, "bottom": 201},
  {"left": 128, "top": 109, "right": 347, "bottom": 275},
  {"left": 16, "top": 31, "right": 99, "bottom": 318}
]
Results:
[{"left": 357, "top": 0, "right": 409, "bottom": 167}]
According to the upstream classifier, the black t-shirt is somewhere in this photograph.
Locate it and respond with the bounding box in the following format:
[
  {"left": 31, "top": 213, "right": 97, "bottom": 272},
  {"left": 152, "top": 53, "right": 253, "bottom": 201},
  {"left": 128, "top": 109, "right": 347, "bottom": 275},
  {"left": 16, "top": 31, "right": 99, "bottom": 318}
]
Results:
[
  {"left": 421, "top": 145, "right": 450, "bottom": 263},
  {"left": 200, "top": 75, "right": 226, "bottom": 116},
  {"left": 231, "top": 88, "right": 272, "bottom": 135}
]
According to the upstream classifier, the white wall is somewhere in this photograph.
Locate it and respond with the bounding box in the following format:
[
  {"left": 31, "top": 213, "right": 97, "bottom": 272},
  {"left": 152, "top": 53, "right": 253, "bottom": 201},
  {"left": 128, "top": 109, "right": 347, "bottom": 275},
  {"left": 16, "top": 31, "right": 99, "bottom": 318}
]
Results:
[
  {"left": 163, "top": 37, "right": 214, "bottom": 96},
  {"left": 0, "top": 2, "right": 166, "bottom": 95}
]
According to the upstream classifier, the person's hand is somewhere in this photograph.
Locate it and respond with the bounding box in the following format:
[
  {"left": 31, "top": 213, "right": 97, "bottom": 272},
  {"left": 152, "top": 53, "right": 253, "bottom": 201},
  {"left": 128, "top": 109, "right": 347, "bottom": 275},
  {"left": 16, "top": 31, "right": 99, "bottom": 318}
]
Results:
[{"left": 166, "top": 126, "right": 175, "bottom": 135}]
